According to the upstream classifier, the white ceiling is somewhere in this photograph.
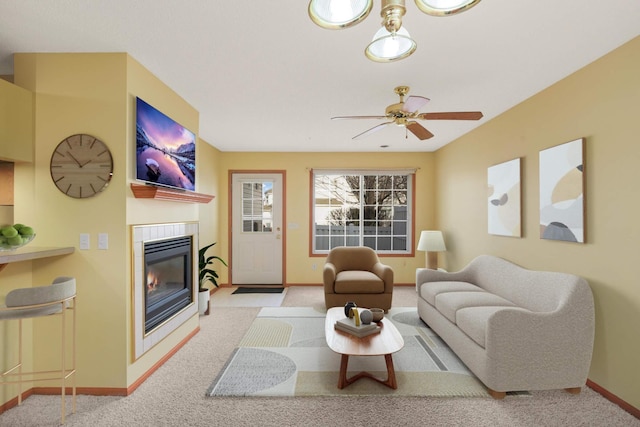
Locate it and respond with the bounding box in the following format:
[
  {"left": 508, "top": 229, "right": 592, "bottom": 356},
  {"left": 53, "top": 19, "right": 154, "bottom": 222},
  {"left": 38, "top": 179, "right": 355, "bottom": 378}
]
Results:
[{"left": 1, "top": 1, "right": 639, "bottom": 152}]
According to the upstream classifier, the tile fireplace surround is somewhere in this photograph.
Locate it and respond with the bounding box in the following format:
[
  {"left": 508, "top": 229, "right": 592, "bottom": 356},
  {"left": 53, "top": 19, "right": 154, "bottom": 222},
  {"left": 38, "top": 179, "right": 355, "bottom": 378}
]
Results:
[{"left": 132, "top": 222, "right": 199, "bottom": 360}]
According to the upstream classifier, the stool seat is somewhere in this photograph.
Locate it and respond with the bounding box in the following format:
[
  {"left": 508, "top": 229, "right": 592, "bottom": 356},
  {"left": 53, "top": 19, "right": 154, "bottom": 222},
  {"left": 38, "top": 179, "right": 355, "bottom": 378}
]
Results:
[{"left": 0, "top": 276, "right": 77, "bottom": 424}]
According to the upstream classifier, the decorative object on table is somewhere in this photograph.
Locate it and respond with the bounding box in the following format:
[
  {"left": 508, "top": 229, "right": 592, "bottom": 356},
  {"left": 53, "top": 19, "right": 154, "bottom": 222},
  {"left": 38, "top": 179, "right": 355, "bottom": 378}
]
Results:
[
  {"left": 370, "top": 307, "right": 385, "bottom": 322},
  {"left": 308, "top": 0, "right": 482, "bottom": 62},
  {"left": 50, "top": 134, "right": 113, "bottom": 198},
  {"left": 344, "top": 301, "right": 357, "bottom": 318},
  {"left": 350, "top": 307, "right": 361, "bottom": 326},
  {"left": 198, "top": 242, "right": 227, "bottom": 315},
  {"left": 487, "top": 157, "right": 521, "bottom": 237},
  {"left": 416, "top": 230, "right": 446, "bottom": 270},
  {"left": 334, "top": 316, "right": 381, "bottom": 338},
  {"left": 359, "top": 308, "right": 373, "bottom": 325},
  {"left": 539, "top": 138, "right": 585, "bottom": 243},
  {"left": 0, "top": 223, "right": 36, "bottom": 251}
]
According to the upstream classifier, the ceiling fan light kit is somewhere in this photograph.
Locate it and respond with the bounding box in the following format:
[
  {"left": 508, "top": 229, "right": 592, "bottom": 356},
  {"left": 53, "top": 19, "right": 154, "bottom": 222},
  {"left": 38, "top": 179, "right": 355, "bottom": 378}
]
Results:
[{"left": 309, "top": 0, "right": 481, "bottom": 62}]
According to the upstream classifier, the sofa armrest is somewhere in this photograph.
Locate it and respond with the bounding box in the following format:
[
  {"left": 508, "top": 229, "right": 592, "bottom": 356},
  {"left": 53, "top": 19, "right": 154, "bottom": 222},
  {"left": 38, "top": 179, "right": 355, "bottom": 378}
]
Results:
[
  {"left": 485, "top": 306, "right": 594, "bottom": 363},
  {"left": 416, "top": 268, "right": 470, "bottom": 291},
  {"left": 323, "top": 263, "right": 337, "bottom": 293},
  {"left": 372, "top": 262, "right": 394, "bottom": 293}
]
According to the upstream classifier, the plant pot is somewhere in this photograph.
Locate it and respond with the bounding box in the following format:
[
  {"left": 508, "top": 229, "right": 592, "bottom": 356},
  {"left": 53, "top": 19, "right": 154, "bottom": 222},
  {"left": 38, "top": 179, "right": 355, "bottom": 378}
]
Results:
[{"left": 198, "top": 289, "right": 210, "bottom": 315}]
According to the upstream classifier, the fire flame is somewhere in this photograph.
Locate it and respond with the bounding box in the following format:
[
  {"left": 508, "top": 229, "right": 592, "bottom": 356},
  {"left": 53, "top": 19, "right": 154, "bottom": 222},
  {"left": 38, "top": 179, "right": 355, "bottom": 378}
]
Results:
[{"left": 147, "top": 271, "right": 159, "bottom": 293}]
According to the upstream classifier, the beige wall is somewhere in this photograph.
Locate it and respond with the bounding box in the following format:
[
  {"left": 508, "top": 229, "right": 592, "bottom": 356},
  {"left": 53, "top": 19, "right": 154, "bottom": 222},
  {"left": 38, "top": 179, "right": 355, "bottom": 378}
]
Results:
[
  {"left": 216, "top": 152, "right": 436, "bottom": 286},
  {"left": 435, "top": 36, "right": 640, "bottom": 408},
  {"left": 0, "top": 53, "right": 217, "bottom": 408}
]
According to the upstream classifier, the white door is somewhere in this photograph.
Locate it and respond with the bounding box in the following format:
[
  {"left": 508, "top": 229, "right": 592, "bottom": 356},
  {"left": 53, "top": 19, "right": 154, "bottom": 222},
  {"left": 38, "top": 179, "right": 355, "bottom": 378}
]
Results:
[{"left": 231, "top": 173, "right": 284, "bottom": 284}]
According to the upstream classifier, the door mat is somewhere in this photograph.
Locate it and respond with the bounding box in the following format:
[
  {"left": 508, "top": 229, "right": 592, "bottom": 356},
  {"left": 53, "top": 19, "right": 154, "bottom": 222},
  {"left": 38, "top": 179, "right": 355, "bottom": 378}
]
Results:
[{"left": 232, "top": 287, "right": 285, "bottom": 294}]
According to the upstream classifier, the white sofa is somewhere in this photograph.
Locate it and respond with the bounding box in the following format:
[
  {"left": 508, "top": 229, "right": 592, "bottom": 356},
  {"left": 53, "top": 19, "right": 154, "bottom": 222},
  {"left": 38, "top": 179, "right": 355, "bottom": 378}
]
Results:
[{"left": 416, "top": 255, "right": 595, "bottom": 398}]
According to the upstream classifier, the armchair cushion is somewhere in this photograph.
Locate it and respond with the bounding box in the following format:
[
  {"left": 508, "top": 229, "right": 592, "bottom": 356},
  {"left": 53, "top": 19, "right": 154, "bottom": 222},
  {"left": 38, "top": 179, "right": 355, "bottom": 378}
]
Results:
[{"left": 334, "top": 271, "right": 384, "bottom": 293}]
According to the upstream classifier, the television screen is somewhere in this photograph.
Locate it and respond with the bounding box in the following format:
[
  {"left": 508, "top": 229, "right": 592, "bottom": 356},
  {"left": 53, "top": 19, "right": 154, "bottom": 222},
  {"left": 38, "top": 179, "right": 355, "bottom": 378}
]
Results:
[{"left": 136, "top": 97, "right": 196, "bottom": 191}]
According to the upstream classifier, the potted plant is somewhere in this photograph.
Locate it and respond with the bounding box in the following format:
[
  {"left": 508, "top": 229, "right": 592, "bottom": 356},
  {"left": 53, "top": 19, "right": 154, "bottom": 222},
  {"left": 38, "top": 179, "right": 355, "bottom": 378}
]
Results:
[{"left": 198, "top": 242, "right": 227, "bottom": 315}]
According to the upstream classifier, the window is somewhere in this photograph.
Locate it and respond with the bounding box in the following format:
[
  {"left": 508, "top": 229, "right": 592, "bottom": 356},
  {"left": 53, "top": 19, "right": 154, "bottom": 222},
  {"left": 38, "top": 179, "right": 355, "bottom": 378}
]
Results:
[
  {"left": 242, "top": 181, "right": 273, "bottom": 232},
  {"left": 312, "top": 170, "right": 414, "bottom": 254}
]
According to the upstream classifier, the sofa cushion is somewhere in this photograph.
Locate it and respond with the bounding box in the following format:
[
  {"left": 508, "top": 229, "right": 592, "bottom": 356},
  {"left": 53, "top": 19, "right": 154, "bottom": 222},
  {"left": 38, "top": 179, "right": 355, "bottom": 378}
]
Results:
[
  {"left": 419, "top": 281, "right": 485, "bottom": 306},
  {"left": 334, "top": 271, "right": 384, "bottom": 294},
  {"left": 435, "top": 291, "right": 517, "bottom": 324},
  {"left": 455, "top": 306, "right": 526, "bottom": 348}
]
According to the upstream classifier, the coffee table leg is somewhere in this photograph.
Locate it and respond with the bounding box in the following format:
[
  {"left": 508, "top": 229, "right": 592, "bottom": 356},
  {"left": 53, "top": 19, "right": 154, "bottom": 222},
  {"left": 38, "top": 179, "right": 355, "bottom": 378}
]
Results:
[
  {"left": 384, "top": 353, "right": 397, "bottom": 389},
  {"left": 337, "top": 353, "right": 398, "bottom": 390},
  {"left": 338, "top": 354, "right": 350, "bottom": 389}
]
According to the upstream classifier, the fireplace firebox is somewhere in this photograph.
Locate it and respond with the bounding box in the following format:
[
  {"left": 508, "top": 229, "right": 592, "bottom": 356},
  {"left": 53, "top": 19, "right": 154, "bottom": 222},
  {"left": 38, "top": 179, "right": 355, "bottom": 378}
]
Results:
[{"left": 144, "top": 236, "right": 193, "bottom": 334}]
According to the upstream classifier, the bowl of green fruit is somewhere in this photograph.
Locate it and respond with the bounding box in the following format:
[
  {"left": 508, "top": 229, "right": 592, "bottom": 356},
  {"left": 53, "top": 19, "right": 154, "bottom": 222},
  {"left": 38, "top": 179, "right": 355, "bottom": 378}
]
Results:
[{"left": 0, "top": 223, "right": 36, "bottom": 251}]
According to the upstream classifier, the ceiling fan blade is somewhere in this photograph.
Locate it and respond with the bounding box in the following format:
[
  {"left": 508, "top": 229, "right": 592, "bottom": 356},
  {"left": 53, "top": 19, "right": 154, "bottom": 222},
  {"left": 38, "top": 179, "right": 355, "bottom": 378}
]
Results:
[
  {"left": 406, "top": 121, "right": 434, "bottom": 140},
  {"left": 416, "top": 111, "right": 484, "bottom": 120},
  {"left": 331, "top": 115, "right": 387, "bottom": 120},
  {"left": 402, "top": 96, "right": 430, "bottom": 113},
  {"left": 353, "top": 122, "right": 394, "bottom": 140}
]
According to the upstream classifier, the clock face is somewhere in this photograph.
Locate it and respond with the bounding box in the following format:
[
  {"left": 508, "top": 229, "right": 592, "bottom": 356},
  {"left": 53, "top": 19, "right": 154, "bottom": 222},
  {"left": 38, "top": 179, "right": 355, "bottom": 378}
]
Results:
[{"left": 50, "top": 134, "right": 114, "bottom": 199}]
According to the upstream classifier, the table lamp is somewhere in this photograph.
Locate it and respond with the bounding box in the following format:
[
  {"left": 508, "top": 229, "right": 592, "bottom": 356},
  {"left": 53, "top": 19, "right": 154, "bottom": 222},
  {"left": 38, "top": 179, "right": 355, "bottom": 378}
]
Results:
[{"left": 417, "top": 230, "right": 446, "bottom": 270}]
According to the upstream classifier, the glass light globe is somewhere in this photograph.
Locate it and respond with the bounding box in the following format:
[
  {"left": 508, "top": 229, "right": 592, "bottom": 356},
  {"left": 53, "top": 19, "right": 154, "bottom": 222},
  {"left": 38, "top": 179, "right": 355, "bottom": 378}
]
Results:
[
  {"left": 415, "top": 0, "right": 481, "bottom": 16},
  {"left": 365, "top": 26, "right": 417, "bottom": 62},
  {"left": 309, "top": 0, "right": 373, "bottom": 29}
]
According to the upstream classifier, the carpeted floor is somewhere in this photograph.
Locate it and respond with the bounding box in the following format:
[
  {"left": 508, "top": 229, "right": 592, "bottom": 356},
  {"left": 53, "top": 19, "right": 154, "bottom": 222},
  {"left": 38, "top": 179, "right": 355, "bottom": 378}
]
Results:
[
  {"left": 207, "top": 306, "right": 491, "bottom": 397},
  {"left": 1, "top": 286, "right": 638, "bottom": 426}
]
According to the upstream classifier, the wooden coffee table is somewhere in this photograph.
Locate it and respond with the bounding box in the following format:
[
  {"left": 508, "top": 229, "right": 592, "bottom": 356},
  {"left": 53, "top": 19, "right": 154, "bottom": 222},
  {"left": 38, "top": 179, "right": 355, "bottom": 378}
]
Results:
[{"left": 325, "top": 307, "right": 404, "bottom": 389}]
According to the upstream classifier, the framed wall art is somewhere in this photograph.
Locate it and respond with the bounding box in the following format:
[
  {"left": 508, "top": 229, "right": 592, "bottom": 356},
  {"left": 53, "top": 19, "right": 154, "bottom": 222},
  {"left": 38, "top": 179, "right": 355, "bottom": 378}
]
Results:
[
  {"left": 487, "top": 157, "right": 521, "bottom": 237},
  {"left": 539, "top": 138, "right": 585, "bottom": 243}
]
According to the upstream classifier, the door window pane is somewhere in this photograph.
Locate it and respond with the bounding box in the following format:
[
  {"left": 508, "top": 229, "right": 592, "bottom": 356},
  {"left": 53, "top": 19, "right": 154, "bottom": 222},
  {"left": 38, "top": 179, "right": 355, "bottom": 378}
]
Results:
[{"left": 241, "top": 181, "right": 273, "bottom": 233}]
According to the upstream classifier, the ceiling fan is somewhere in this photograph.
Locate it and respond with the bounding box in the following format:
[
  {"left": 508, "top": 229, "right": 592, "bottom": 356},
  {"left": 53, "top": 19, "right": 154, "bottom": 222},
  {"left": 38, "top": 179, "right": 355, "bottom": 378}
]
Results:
[{"left": 332, "top": 86, "right": 483, "bottom": 140}]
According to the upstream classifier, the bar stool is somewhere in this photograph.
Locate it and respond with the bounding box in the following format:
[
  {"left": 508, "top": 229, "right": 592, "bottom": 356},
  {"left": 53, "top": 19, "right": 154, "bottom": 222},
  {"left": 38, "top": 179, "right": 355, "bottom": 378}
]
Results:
[{"left": 0, "top": 276, "right": 76, "bottom": 424}]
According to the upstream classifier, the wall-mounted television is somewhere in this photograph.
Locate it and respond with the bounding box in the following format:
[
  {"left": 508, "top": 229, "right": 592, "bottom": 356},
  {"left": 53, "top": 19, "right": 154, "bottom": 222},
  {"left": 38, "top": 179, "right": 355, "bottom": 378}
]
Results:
[{"left": 135, "top": 97, "right": 196, "bottom": 191}]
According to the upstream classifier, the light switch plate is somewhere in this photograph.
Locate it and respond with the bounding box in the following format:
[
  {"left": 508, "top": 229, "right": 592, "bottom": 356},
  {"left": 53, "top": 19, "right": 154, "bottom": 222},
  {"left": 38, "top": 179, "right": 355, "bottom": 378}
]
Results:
[
  {"left": 98, "top": 233, "right": 108, "bottom": 250},
  {"left": 79, "top": 233, "right": 90, "bottom": 250}
]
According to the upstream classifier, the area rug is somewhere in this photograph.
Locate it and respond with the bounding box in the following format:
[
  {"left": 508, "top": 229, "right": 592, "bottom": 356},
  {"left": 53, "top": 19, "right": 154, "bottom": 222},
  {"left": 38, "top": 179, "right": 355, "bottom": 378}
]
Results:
[
  {"left": 232, "top": 287, "right": 285, "bottom": 294},
  {"left": 206, "top": 307, "right": 494, "bottom": 398}
]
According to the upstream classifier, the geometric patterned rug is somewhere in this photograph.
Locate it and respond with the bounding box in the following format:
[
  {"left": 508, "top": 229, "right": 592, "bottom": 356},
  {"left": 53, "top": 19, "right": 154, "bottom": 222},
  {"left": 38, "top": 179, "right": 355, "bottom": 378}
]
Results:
[{"left": 206, "top": 307, "right": 495, "bottom": 398}]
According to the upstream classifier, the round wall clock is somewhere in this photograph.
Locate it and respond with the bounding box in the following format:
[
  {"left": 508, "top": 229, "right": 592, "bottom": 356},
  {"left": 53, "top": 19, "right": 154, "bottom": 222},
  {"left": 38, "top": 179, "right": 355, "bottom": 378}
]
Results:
[{"left": 50, "top": 133, "right": 114, "bottom": 199}]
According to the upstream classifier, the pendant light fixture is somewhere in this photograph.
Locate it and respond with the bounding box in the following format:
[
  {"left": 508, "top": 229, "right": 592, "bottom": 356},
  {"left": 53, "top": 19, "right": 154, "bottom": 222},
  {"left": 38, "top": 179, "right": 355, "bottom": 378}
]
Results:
[
  {"left": 365, "top": 0, "right": 416, "bottom": 62},
  {"left": 308, "top": 0, "right": 373, "bottom": 29},
  {"left": 415, "top": 0, "right": 482, "bottom": 16},
  {"left": 309, "top": 0, "right": 481, "bottom": 62}
]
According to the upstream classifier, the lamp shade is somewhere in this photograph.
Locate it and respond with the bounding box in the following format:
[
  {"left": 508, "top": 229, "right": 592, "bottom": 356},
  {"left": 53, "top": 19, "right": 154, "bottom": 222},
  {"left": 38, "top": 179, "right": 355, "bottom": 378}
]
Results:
[
  {"left": 417, "top": 230, "right": 446, "bottom": 252},
  {"left": 414, "top": 0, "right": 481, "bottom": 16},
  {"left": 309, "top": 0, "right": 373, "bottom": 29},
  {"left": 365, "top": 26, "right": 416, "bottom": 62}
]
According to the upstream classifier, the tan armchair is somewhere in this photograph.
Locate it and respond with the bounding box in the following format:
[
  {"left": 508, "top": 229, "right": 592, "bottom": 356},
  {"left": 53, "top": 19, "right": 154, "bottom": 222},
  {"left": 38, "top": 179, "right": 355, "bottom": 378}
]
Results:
[{"left": 323, "top": 246, "right": 394, "bottom": 311}]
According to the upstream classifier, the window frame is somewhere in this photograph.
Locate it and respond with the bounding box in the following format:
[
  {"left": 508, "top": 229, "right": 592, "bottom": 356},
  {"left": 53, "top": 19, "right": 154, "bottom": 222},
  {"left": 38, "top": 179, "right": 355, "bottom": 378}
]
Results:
[{"left": 310, "top": 169, "right": 416, "bottom": 256}]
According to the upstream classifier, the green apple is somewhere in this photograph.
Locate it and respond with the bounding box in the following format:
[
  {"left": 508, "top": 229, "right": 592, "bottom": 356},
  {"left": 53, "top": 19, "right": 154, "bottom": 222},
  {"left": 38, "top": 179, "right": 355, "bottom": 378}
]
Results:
[
  {"left": 1, "top": 226, "right": 18, "bottom": 238},
  {"left": 7, "top": 235, "right": 23, "bottom": 246},
  {"left": 19, "top": 226, "right": 34, "bottom": 236}
]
